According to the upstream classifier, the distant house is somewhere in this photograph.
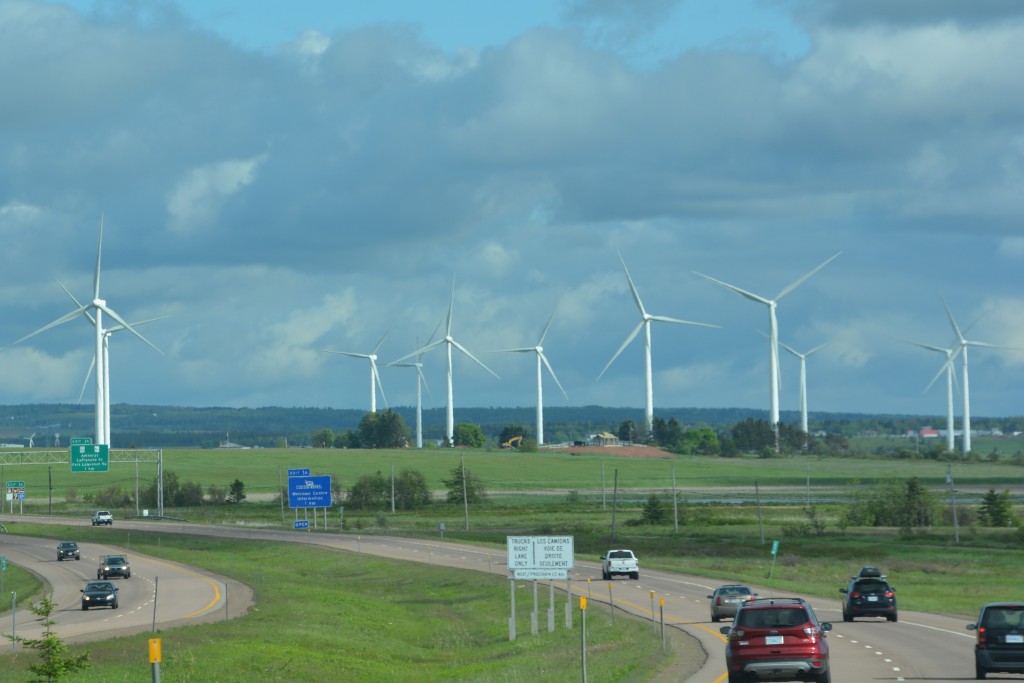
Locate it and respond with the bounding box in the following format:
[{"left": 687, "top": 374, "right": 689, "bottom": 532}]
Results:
[
  {"left": 218, "top": 433, "right": 250, "bottom": 449},
  {"left": 592, "top": 432, "right": 620, "bottom": 447}
]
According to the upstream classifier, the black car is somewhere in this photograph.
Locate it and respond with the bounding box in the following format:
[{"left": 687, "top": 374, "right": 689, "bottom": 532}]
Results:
[
  {"left": 840, "top": 568, "right": 897, "bottom": 622},
  {"left": 56, "top": 541, "right": 80, "bottom": 561},
  {"left": 80, "top": 581, "right": 119, "bottom": 610},
  {"left": 968, "top": 602, "right": 1024, "bottom": 679},
  {"left": 98, "top": 554, "right": 131, "bottom": 579}
]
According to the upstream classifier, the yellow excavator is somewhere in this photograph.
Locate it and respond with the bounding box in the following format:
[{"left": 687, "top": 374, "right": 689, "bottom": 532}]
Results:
[{"left": 500, "top": 435, "right": 523, "bottom": 449}]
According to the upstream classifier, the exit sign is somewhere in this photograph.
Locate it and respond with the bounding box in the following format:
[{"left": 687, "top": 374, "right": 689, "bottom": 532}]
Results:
[{"left": 70, "top": 444, "right": 109, "bottom": 472}]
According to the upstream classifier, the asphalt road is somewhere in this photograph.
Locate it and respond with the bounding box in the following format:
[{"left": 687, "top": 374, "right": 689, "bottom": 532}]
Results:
[{"left": 2, "top": 516, "right": 981, "bottom": 682}]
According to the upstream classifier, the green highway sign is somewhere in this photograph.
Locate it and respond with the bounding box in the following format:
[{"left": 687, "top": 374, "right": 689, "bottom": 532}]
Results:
[
  {"left": 5, "top": 481, "right": 25, "bottom": 488},
  {"left": 70, "top": 437, "right": 92, "bottom": 446},
  {"left": 70, "top": 444, "right": 109, "bottom": 472}
]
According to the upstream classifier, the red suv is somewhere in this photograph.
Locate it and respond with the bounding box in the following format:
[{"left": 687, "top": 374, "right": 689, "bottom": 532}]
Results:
[{"left": 719, "top": 597, "right": 833, "bottom": 683}]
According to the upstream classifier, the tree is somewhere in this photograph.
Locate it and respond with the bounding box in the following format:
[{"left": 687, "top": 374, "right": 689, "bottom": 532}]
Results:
[
  {"left": 652, "top": 417, "right": 683, "bottom": 449},
  {"left": 4, "top": 593, "right": 90, "bottom": 682},
  {"left": 640, "top": 493, "right": 667, "bottom": 524},
  {"left": 731, "top": 418, "right": 774, "bottom": 452},
  {"left": 678, "top": 426, "right": 720, "bottom": 455},
  {"left": 453, "top": 423, "right": 485, "bottom": 448},
  {"left": 394, "top": 468, "right": 432, "bottom": 510},
  {"left": 312, "top": 428, "right": 335, "bottom": 448},
  {"left": 227, "top": 479, "right": 246, "bottom": 504},
  {"left": 442, "top": 464, "right": 487, "bottom": 504},
  {"left": 617, "top": 420, "right": 638, "bottom": 443},
  {"left": 346, "top": 471, "right": 389, "bottom": 510},
  {"left": 358, "top": 409, "right": 409, "bottom": 448},
  {"left": 978, "top": 488, "right": 1014, "bottom": 527}
]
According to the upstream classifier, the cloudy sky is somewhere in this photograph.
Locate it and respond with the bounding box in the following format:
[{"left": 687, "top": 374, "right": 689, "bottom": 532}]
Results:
[{"left": 2, "top": 0, "right": 1022, "bottom": 421}]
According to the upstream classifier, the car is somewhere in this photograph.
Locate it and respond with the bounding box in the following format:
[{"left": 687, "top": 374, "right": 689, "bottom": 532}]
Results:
[
  {"left": 97, "top": 554, "right": 131, "bottom": 579},
  {"left": 56, "top": 541, "right": 81, "bottom": 561},
  {"left": 91, "top": 510, "right": 113, "bottom": 526},
  {"left": 81, "top": 580, "right": 118, "bottom": 610},
  {"left": 967, "top": 602, "right": 1024, "bottom": 679},
  {"left": 600, "top": 549, "right": 639, "bottom": 580},
  {"left": 720, "top": 597, "right": 833, "bottom": 683},
  {"left": 839, "top": 569, "right": 897, "bottom": 622},
  {"left": 709, "top": 584, "right": 757, "bottom": 622}
]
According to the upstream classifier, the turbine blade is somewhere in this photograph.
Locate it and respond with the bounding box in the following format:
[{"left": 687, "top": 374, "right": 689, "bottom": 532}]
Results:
[
  {"left": 648, "top": 315, "right": 719, "bottom": 328},
  {"left": 775, "top": 252, "right": 841, "bottom": 302},
  {"left": 446, "top": 276, "right": 456, "bottom": 336},
  {"left": 323, "top": 350, "right": 372, "bottom": 359},
  {"left": 371, "top": 360, "right": 388, "bottom": 408},
  {"left": 78, "top": 355, "right": 96, "bottom": 404},
  {"left": 617, "top": 250, "right": 647, "bottom": 317},
  {"left": 96, "top": 303, "right": 163, "bottom": 355},
  {"left": 14, "top": 306, "right": 89, "bottom": 345},
  {"left": 540, "top": 352, "right": 569, "bottom": 399},
  {"left": 93, "top": 213, "right": 104, "bottom": 300},
  {"left": 597, "top": 321, "right": 644, "bottom": 380},
  {"left": 450, "top": 339, "right": 500, "bottom": 378},
  {"left": 537, "top": 307, "right": 557, "bottom": 345},
  {"left": 491, "top": 347, "right": 534, "bottom": 354},
  {"left": 693, "top": 271, "right": 770, "bottom": 306},
  {"left": 372, "top": 327, "right": 392, "bottom": 354},
  {"left": 940, "top": 296, "right": 964, "bottom": 342},
  {"left": 388, "top": 338, "right": 444, "bottom": 366}
]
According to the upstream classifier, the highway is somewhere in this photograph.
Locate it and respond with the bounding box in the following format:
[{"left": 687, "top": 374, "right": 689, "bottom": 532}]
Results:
[{"left": 2, "top": 516, "right": 980, "bottom": 681}]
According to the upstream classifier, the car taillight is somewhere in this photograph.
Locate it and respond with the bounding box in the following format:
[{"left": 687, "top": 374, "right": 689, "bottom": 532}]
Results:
[
  {"left": 977, "top": 626, "right": 988, "bottom": 646},
  {"left": 850, "top": 591, "right": 861, "bottom": 599},
  {"left": 803, "top": 626, "right": 819, "bottom": 637},
  {"left": 716, "top": 597, "right": 722, "bottom": 605},
  {"left": 885, "top": 591, "right": 894, "bottom": 598}
]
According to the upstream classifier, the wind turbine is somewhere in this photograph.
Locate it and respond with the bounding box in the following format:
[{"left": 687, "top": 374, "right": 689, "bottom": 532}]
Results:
[
  {"left": 933, "top": 299, "right": 1012, "bottom": 455},
  {"left": 599, "top": 251, "right": 717, "bottom": 438},
  {"left": 778, "top": 338, "right": 833, "bottom": 443},
  {"left": 388, "top": 322, "right": 441, "bottom": 449},
  {"left": 324, "top": 328, "right": 391, "bottom": 413},
  {"left": 492, "top": 309, "right": 569, "bottom": 446},
  {"left": 27, "top": 433, "right": 35, "bottom": 448},
  {"left": 390, "top": 277, "right": 498, "bottom": 446},
  {"left": 13, "top": 216, "right": 162, "bottom": 444},
  {"left": 694, "top": 252, "right": 840, "bottom": 449},
  {"left": 62, "top": 281, "right": 168, "bottom": 443},
  {"left": 905, "top": 338, "right": 958, "bottom": 454}
]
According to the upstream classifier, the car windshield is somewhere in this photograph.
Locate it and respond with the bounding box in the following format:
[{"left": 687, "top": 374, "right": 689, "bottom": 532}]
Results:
[
  {"left": 88, "top": 583, "right": 114, "bottom": 591},
  {"left": 984, "top": 608, "right": 1024, "bottom": 629},
  {"left": 59, "top": 543, "right": 76, "bottom": 548},
  {"left": 107, "top": 558, "right": 125, "bottom": 565}
]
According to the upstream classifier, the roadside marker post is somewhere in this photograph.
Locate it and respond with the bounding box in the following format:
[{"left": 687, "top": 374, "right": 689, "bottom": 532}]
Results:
[
  {"left": 149, "top": 638, "right": 161, "bottom": 682},
  {"left": 580, "top": 597, "right": 588, "bottom": 683}
]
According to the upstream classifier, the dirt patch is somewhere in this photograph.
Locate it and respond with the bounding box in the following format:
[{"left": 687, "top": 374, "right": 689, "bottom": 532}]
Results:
[{"left": 545, "top": 445, "right": 675, "bottom": 459}]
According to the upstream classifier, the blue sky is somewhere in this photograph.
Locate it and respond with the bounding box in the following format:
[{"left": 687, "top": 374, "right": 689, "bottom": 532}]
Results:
[{"left": 2, "top": 0, "right": 1023, "bottom": 427}]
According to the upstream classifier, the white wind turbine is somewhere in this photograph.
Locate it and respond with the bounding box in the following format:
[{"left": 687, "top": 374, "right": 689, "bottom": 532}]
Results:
[
  {"left": 599, "top": 251, "right": 717, "bottom": 437},
  {"left": 694, "top": 252, "right": 840, "bottom": 448},
  {"left": 388, "top": 322, "right": 441, "bottom": 449},
  {"left": 493, "top": 309, "right": 568, "bottom": 446},
  {"left": 27, "top": 433, "right": 35, "bottom": 448},
  {"left": 905, "top": 337, "right": 958, "bottom": 454},
  {"left": 63, "top": 282, "right": 169, "bottom": 442},
  {"left": 13, "top": 217, "right": 162, "bottom": 444},
  {"left": 778, "top": 338, "right": 833, "bottom": 441},
  {"left": 324, "top": 328, "right": 391, "bottom": 413},
  {"left": 932, "top": 299, "right": 1011, "bottom": 455},
  {"left": 390, "top": 278, "right": 498, "bottom": 446}
]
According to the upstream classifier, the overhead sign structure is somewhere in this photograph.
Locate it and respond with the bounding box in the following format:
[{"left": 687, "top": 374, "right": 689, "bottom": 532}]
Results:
[
  {"left": 287, "top": 475, "right": 332, "bottom": 509},
  {"left": 507, "top": 536, "right": 574, "bottom": 580},
  {"left": 70, "top": 443, "right": 109, "bottom": 472}
]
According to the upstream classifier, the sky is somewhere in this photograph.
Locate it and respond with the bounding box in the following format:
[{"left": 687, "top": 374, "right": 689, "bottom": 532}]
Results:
[{"left": 2, "top": 0, "right": 1023, "bottom": 424}]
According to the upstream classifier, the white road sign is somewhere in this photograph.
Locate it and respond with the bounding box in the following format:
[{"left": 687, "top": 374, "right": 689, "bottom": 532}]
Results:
[{"left": 506, "top": 536, "right": 574, "bottom": 573}]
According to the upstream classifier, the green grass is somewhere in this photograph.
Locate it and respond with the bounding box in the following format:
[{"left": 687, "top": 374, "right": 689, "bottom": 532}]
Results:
[{"left": 2, "top": 524, "right": 671, "bottom": 682}]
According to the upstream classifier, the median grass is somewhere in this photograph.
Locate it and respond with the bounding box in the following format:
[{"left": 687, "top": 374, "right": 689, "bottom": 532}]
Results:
[{"left": 2, "top": 524, "right": 672, "bottom": 682}]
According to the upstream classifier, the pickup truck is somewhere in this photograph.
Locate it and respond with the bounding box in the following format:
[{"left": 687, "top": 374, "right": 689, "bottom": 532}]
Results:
[
  {"left": 91, "top": 510, "right": 113, "bottom": 526},
  {"left": 98, "top": 554, "right": 131, "bottom": 580},
  {"left": 600, "top": 549, "right": 639, "bottom": 580}
]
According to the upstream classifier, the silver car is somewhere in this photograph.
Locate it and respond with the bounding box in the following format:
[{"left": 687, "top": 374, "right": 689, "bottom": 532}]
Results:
[{"left": 708, "top": 584, "right": 756, "bottom": 622}]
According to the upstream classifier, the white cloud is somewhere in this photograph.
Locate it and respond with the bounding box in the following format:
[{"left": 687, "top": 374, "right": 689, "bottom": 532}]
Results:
[{"left": 166, "top": 155, "right": 266, "bottom": 234}]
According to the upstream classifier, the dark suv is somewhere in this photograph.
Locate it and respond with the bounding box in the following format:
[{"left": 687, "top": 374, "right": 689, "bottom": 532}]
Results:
[
  {"left": 720, "top": 597, "right": 833, "bottom": 683},
  {"left": 56, "top": 541, "right": 80, "bottom": 561},
  {"left": 97, "top": 554, "right": 131, "bottom": 580},
  {"left": 967, "top": 602, "right": 1024, "bottom": 679},
  {"left": 840, "top": 567, "right": 897, "bottom": 622}
]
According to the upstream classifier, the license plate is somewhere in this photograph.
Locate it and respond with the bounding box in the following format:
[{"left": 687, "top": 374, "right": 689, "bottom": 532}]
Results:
[
  {"left": 867, "top": 596, "right": 878, "bottom": 602},
  {"left": 1007, "top": 634, "right": 1024, "bottom": 644},
  {"left": 765, "top": 635, "right": 784, "bottom": 645}
]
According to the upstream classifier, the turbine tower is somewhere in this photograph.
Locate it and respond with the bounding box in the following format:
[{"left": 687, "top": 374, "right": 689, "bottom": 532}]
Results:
[
  {"left": 390, "top": 277, "right": 498, "bottom": 445},
  {"left": 63, "top": 281, "right": 168, "bottom": 443},
  {"left": 936, "top": 299, "right": 1009, "bottom": 455},
  {"left": 13, "top": 216, "right": 162, "bottom": 444},
  {"left": 388, "top": 323, "right": 441, "bottom": 449},
  {"left": 324, "top": 328, "right": 390, "bottom": 413},
  {"left": 694, "top": 252, "right": 840, "bottom": 449},
  {"left": 903, "top": 338, "right": 958, "bottom": 454},
  {"left": 599, "top": 251, "right": 717, "bottom": 437},
  {"left": 493, "top": 309, "right": 568, "bottom": 446},
  {"left": 778, "top": 339, "right": 833, "bottom": 443}
]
